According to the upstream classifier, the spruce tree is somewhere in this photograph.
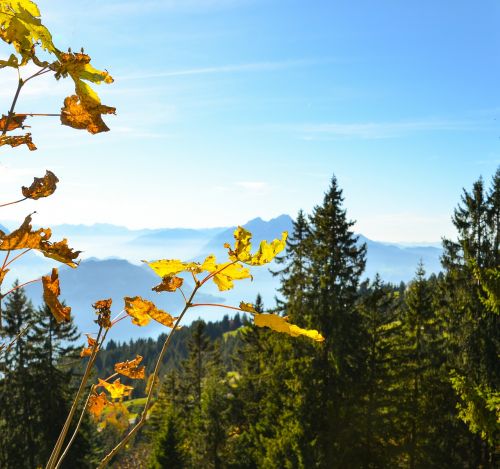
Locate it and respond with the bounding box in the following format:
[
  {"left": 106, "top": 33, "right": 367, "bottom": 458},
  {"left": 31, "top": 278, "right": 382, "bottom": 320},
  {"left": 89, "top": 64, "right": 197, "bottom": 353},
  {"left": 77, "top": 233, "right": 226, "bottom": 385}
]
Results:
[{"left": 442, "top": 169, "right": 500, "bottom": 464}]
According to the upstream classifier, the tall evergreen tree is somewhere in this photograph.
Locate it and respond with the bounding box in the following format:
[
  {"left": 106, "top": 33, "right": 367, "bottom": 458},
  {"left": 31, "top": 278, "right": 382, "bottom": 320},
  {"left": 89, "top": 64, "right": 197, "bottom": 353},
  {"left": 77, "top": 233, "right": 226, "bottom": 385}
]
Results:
[{"left": 442, "top": 169, "right": 500, "bottom": 464}]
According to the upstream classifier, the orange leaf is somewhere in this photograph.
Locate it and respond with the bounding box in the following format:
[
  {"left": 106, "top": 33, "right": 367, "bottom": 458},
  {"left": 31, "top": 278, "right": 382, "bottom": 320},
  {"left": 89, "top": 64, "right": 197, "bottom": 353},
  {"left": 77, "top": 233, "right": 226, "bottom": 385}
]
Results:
[
  {"left": 124, "top": 296, "right": 178, "bottom": 328},
  {"left": 0, "top": 114, "right": 27, "bottom": 132},
  {"left": 42, "top": 268, "right": 71, "bottom": 323},
  {"left": 60, "top": 94, "right": 115, "bottom": 134},
  {"left": 98, "top": 378, "right": 133, "bottom": 399},
  {"left": 152, "top": 275, "right": 183, "bottom": 293},
  {"left": 93, "top": 298, "right": 112, "bottom": 310},
  {"left": 0, "top": 268, "right": 9, "bottom": 289},
  {"left": 21, "top": 170, "right": 59, "bottom": 200},
  {"left": 88, "top": 392, "right": 109, "bottom": 418},
  {"left": 0, "top": 214, "right": 80, "bottom": 267},
  {"left": 0, "top": 133, "right": 36, "bottom": 151},
  {"left": 114, "top": 355, "right": 145, "bottom": 380},
  {"left": 80, "top": 333, "right": 98, "bottom": 357}
]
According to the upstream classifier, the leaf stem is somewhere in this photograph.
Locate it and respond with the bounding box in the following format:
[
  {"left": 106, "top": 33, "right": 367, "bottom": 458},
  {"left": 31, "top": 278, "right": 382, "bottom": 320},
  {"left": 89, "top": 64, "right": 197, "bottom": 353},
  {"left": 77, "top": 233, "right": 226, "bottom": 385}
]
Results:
[
  {"left": 4, "top": 248, "right": 32, "bottom": 268},
  {"left": 98, "top": 285, "right": 200, "bottom": 468},
  {"left": 1, "top": 277, "right": 41, "bottom": 299},
  {"left": 190, "top": 302, "right": 244, "bottom": 313},
  {"left": 46, "top": 326, "right": 104, "bottom": 469},
  {"left": 2, "top": 77, "right": 24, "bottom": 136},
  {"left": 53, "top": 329, "right": 110, "bottom": 469},
  {"left": 0, "top": 197, "right": 27, "bottom": 208}
]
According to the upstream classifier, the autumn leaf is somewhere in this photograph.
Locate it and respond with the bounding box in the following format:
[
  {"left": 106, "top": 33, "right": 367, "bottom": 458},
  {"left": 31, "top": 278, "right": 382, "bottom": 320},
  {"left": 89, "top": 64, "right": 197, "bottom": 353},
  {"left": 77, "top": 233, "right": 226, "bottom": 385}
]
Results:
[
  {"left": 124, "top": 296, "right": 178, "bottom": 328},
  {"left": 0, "top": 214, "right": 50, "bottom": 251},
  {"left": 124, "top": 296, "right": 152, "bottom": 326},
  {"left": 60, "top": 94, "right": 115, "bottom": 134},
  {"left": 0, "top": 0, "right": 57, "bottom": 64},
  {"left": 152, "top": 275, "right": 183, "bottom": 293},
  {"left": 253, "top": 313, "right": 325, "bottom": 342},
  {"left": 0, "top": 214, "right": 80, "bottom": 267},
  {"left": 146, "top": 259, "right": 202, "bottom": 278},
  {"left": 239, "top": 302, "right": 256, "bottom": 313},
  {"left": 0, "top": 113, "right": 27, "bottom": 132},
  {"left": 92, "top": 298, "right": 112, "bottom": 328},
  {"left": 98, "top": 378, "right": 133, "bottom": 400},
  {"left": 201, "top": 255, "right": 252, "bottom": 291},
  {"left": 88, "top": 391, "right": 109, "bottom": 419},
  {"left": 0, "top": 133, "right": 36, "bottom": 151},
  {"left": 39, "top": 238, "right": 80, "bottom": 268},
  {"left": 21, "top": 170, "right": 59, "bottom": 200},
  {"left": 42, "top": 268, "right": 71, "bottom": 323},
  {"left": 115, "top": 355, "right": 145, "bottom": 380},
  {"left": 225, "top": 227, "right": 287, "bottom": 265},
  {"left": 80, "top": 333, "right": 98, "bottom": 357}
]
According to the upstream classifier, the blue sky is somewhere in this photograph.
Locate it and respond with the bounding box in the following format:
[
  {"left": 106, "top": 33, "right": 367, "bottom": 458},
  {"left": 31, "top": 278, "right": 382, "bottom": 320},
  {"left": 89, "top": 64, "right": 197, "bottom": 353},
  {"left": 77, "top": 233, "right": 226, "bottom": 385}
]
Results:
[{"left": 0, "top": 0, "right": 499, "bottom": 242}]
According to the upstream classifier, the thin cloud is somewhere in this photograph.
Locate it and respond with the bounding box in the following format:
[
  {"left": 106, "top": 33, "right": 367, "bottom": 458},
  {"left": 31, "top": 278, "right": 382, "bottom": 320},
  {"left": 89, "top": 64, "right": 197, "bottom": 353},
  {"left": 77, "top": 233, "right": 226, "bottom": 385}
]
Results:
[
  {"left": 234, "top": 181, "right": 268, "bottom": 191},
  {"left": 269, "top": 119, "right": 487, "bottom": 140},
  {"left": 117, "top": 58, "right": 328, "bottom": 81}
]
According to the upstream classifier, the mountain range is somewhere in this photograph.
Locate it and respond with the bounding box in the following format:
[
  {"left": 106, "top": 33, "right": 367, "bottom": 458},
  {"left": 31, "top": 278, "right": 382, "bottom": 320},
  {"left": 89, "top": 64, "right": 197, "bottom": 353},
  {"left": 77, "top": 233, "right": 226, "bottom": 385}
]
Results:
[{"left": 2, "top": 214, "right": 444, "bottom": 340}]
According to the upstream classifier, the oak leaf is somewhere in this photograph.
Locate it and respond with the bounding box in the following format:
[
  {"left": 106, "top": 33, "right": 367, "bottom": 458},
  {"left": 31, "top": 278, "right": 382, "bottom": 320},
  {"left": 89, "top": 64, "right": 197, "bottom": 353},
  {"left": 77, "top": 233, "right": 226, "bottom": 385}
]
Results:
[
  {"left": 21, "top": 170, "right": 58, "bottom": 199},
  {"left": 88, "top": 391, "right": 109, "bottom": 419},
  {"left": 152, "top": 275, "right": 183, "bottom": 293},
  {"left": 114, "top": 355, "right": 145, "bottom": 380},
  {"left": 253, "top": 313, "right": 325, "bottom": 342},
  {"left": 98, "top": 378, "right": 133, "bottom": 399},
  {"left": 42, "top": 268, "right": 71, "bottom": 323},
  {"left": 0, "top": 133, "right": 36, "bottom": 151}
]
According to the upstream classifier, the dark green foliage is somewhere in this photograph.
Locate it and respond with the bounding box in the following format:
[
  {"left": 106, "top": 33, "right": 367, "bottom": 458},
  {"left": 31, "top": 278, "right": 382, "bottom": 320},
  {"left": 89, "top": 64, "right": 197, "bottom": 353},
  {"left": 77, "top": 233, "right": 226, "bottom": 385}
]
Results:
[{"left": 0, "top": 287, "right": 95, "bottom": 468}]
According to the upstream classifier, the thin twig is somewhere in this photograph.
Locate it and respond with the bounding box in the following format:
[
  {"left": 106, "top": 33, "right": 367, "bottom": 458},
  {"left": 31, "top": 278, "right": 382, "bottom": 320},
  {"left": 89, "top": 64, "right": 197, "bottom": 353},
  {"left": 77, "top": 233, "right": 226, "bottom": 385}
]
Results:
[
  {"left": 46, "top": 326, "right": 104, "bottom": 469},
  {"left": 190, "top": 302, "right": 245, "bottom": 313},
  {"left": 4, "top": 248, "right": 32, "bottom": 269},
  {"left": 2, "top": 77, "right": 24, "bottom": 136},
  {"left": 1, "top": 277, "right": 41, "bottom": 299},
  {"left": 98, "top": 285, "right": 200, "bottom": 468}
]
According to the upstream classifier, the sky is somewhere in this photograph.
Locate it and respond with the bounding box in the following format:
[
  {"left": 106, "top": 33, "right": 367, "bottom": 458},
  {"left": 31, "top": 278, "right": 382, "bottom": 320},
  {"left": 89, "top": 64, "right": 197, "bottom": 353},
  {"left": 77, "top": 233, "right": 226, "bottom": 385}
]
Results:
[{"left": 1, "top": 0, "right": 499, "bottom": 243}]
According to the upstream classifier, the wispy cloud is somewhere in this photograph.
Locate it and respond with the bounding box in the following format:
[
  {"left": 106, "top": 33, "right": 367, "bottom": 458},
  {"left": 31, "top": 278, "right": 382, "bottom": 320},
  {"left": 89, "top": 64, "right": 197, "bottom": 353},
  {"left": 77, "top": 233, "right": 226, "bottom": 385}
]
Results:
[
  {"left": 234, "top": 181, "right": 268, "bottom": 191},
  {"left": 117, "top": 58, "right": 328, "bottom": 81},
  {"left": 267, "top": 119, "right": 487, "bottom": 140}
]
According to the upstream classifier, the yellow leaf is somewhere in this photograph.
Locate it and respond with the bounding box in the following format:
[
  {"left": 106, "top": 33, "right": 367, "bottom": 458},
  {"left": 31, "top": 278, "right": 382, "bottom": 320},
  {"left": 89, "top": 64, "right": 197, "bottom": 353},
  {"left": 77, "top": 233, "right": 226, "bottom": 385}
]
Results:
[
  {"left": 115, "top": 355, "right": 145, "bottom": 380},
  {"left": 124, "top": 296, "right": 152, "bottom": 326},
  {"left": 124, "top": 296, "right": 178, "bottom": 328},
  {"left": 239, "top": 301, "right": 256, "bottom": 313},
  {"left": 146, "top": 259, "right": 202, "bottom": 278},
  {"left": 201, "top": 255, "right": 252, "bottom": 291},
  {"left": 21, "top": 170, "right": 58, "bottom": 200},
  {"left": 226, "top": 227, "right": 287, "bottom": 265},
  {"left": 253, "top": 313, "right": 325, "bottom": 342},
  {"left": 0, "top": 133, "right": 36, "bottom": 151},
  {"left": 42, "top": 268, "right": 71, "bottom": 323},
  {"left": 40, "top": 238, "right": 80, "bottom": 268},
  {"left": 152, "top": 275, "right": 183, "bottom": 293},
  {"left": 88, "top": 392, "right": 110, "bottom": 419},
  {"left": 98, "top": 378, "right": 133, "bottom": 400},
  {"left": 0, "top": 0, "right": 57, "bottom": 64}
]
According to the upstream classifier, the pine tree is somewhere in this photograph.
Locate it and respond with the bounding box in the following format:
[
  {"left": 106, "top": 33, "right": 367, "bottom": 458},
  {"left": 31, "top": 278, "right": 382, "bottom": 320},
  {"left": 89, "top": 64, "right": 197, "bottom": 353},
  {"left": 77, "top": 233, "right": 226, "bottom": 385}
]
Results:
[{"left": 442, "top": 169, "right": 500, "bottom": 464}]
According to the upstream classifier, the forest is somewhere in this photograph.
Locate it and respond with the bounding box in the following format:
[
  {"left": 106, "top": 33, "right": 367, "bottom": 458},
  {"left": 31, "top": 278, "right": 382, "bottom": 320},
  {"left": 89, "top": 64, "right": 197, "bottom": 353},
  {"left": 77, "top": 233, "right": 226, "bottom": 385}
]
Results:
[{"left": 1, "top": 171, "right": 499, "bottom": 468}]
